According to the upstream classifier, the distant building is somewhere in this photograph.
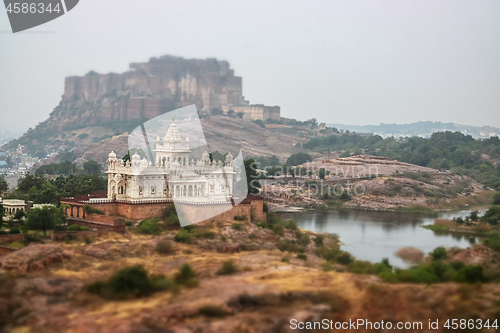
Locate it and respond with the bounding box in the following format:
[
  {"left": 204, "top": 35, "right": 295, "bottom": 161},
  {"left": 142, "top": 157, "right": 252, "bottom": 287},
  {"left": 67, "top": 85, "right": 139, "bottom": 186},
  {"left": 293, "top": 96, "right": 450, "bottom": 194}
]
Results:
[
  {"left": 0, "top": 199, "right": 26, "bottom": 216},
  {"left": 265, "top": 124, "right": 285, "bottom": 129},
  {"left": 318, "top": 123, "right": 327, "bottom": 131},
  {"left": 221, "top": 104, "right": 280, "bottom": 121}
]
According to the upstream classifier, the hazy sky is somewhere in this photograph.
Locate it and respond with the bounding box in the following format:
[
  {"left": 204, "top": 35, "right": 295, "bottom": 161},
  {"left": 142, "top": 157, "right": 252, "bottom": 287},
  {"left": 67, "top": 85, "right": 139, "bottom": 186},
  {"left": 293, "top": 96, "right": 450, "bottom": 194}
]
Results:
[{"left": 1, "top": 0, "right": 499, "bottom": 132}]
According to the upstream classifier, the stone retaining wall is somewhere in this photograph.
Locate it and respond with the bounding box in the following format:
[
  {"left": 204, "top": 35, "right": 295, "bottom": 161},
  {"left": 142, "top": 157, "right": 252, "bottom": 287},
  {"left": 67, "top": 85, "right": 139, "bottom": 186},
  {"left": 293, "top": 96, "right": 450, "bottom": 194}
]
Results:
[
  {"left": 0, "top": 233, "right": 26, "bottom": 243},
  {"left": 50, "top": 230, "right": 107, "bottom": 241}
]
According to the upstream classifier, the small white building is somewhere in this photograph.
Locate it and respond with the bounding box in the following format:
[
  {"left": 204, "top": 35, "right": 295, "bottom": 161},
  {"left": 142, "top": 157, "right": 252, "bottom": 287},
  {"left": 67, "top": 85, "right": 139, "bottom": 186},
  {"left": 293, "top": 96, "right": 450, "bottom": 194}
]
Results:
[{"left": 0, "top": 199, "right": 26, "bottom": 216}]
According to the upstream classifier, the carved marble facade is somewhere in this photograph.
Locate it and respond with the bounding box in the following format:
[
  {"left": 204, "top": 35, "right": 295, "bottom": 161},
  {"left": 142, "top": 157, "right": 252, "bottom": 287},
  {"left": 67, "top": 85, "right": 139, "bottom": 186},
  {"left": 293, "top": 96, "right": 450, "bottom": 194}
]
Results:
[{"left": 106, "top": 116, "right": 235, "bottom": 203}]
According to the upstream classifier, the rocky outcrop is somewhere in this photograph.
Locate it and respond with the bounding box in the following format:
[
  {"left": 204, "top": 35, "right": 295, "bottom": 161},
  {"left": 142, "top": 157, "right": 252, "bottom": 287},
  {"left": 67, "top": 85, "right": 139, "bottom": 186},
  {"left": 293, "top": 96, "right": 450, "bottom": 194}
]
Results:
[
  {"left": 43, "top": 55, "right": 246, "bottom": 133},
  {"left": 0, "top": 244, "right": 71, "bottom": 272}
]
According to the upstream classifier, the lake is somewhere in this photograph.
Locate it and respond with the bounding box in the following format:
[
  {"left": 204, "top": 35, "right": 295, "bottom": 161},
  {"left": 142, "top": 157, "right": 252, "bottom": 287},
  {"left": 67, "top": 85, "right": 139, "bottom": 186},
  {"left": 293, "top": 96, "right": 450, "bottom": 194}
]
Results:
[{"left": 277, "top": 209, "right": 484, "bottom": 268}]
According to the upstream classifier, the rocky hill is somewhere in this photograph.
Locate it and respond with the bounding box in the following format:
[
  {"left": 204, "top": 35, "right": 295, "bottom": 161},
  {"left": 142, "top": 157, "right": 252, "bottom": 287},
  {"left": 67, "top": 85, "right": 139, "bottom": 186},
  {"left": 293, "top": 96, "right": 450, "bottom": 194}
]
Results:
[
  {"left": 4, "top": 55, "right": 303, "bottom": 164},
  {"left": 68, "top": 116, "right": 307, "bottom": 166}
]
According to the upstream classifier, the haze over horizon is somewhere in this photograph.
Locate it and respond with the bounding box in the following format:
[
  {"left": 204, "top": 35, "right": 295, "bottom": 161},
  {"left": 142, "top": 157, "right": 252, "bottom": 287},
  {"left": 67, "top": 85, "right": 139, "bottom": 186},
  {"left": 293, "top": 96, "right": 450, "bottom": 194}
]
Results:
[{"left": 1, "top": 0, "right": 499, "bottom": 133}]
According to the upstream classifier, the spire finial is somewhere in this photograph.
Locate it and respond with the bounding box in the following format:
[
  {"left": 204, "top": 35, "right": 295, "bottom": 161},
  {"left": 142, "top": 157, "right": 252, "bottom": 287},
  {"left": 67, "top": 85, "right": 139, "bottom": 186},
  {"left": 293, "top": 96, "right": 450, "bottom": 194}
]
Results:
[{"left": 172, "top": 114, "right": 175, "bottom": 122}]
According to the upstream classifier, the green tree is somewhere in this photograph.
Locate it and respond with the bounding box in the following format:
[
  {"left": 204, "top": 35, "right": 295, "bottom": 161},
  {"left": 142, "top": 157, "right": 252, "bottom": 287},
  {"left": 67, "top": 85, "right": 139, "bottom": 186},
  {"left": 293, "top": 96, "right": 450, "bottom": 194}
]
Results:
[
  {"left": 211, "top": 107, "right": 223, "bottom": 115},
  {"left": 318, "top": 168, "right": 326, "bottom": 180},
  {"left": 244, "top": 159, "right": 261, "bottom": 195},
  {"left": 482, "top": 206, "right": 500, "bottom": 225},
  {"left": 0, "top": 203, "right": 4, "bottom": 221},
  {"left": 83, "top": 160, "right": 102, "bottom": 175},
  {"left": 0, "top": 177, "right": 8, "bottom": 194},
  {"left": 58, "top": 149, "right": 76, "bottom": 162},
  {"left": 236, "top": 112, "right": 244, "bottom": 119},
  {"left": 209, "top": 151, "right": 227, "bottom": 163},
  {"left": 17, "top": 175, "right": 46, "bottom": 193},
  {"left": 25, "top": 205, "right": 66, "bottom": 236},
  {"left": 286, "top": 152, "right": 312, "bottom": 166},
  {"left": 37, "top": 182, "right": 61, "bottom": 204},
  {"left": 58, "top": 160, "right": 77, "bottom": 175},
  {"left": 123, "top": 151, "right": 131, "bottom": 163},
  {"left": 14, "top": 209, "right": 25, "bottom": 221},
  {"left": 252, "top": 119, "right": 265, "bottom": 128},
  {"left": 227, "top": 109, "right": 235, "bottom": 116},
  {"left": 493, "top": 191, "right": 500, "bottom": 205},
  {"left": 292, "top": 166, "right": 308, "bottom": 177}
]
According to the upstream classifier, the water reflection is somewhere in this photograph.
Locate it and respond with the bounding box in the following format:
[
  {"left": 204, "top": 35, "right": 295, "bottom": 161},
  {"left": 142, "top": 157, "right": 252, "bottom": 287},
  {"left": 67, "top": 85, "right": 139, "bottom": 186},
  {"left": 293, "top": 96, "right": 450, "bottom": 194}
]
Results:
[{"left": 278, "top": 209, "right": 484, "bottom": 269}]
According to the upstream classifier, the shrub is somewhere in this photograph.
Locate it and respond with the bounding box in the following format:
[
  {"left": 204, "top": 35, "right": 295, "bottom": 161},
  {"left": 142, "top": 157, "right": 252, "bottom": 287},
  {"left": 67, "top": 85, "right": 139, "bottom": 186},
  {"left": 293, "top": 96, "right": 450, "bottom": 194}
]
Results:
[
  {"left": 83, "top": 204, "right": 104, "bottom": 215},
  {"left": 337, "top": 252, "right": 354, "bottom": 265},
  {"left": 492, "top": 191, "right": 500, "bottom": 205},
  {"left": 197, "top": 228, "right": 215, "bottom": 239},
  {"left": 86, "top": 265, "right": 152, "bottom": 299},
  {"left": 137, "top": 220, "right": 162, "bottom": 235},
  {"left": 156, "top": 238, "right": 174, "bottom": 255},
  {"left": 348, "top": 260, "right": 374, "bottom": 274},
  {"left": 379, "top": 271, "right": 399, "bottom": 283},
  {"left": 8, "top": 227, "right": 20, "bottom": 234},
  {"left": 198, "top": 305, "right": 227, "bottom": 317},
  {"left": 322, "top": 262, "right": 334, "bottom": 272},
  {"left": 456, "top": 265, "right": 487, "bottom": 283},
  {"left": 484, "top": 236, "right": 500, "bottom": 251},
  {"left": 297, "top": 253, "right": 307, "bottom": 260},
  {"left": 220, "top": 235, "right": 227, "bottom": 242},
  {"left": 281, "top": 256, "right": 290, "bottom": 263},
  {"left": 164, "top": 212, "right": 181, "bottom": 229},
  {"left": 174, "top": 264, "right": 198, "bottom": 287},
  {"left": 295, "top": 230, "right": 311, "bottom": 246},
  {"left": 397, "top": 267, "right": 439, "bottom": 284},
  {"left": 276, "top": 240, "right": 301, "bottom": 253},
  {"left": 286, "top": 219, "right": 298, "bottom": 230},
  {"left": 7, "top": 241, "right": 24, "bottom": 249},
  {"left": 314, "top": 234, "right": 324, "bottom": 247},
  {"left": 231, "top": 223, "right": 243, "bottom": 231},
  {"left": 315, "top": 247, "right": 340, "bottom": 261},
  {"left": 174, "top": 228, "right": 196, "bottom": 244},
  {"left": 424, "top": 224, "right": 449, "bottom": 232},
  {"left": 234, "top": 215, "right": 247, "bottom": 221},
  {"left": 431, "top": 247, "right": 447, "bottom": 261},
  {"left": 216, "top": 260, "right": 239, "bottom": 275},
  {"left": 381, "top": 257, "right": 392, "bottom": 270},
  {"left": 256, "top": 222, "right": 267, "bottom": 229},
  {"left": 24, "top": 233, "right": 41, "bottom": 243},
  {"left": 80, "top": 226, "right": 90, "bottom": 231},
  {"left": 125, "top": 221, "right": 133, "bottom": 227},
  {"left": 483, "top": 206, "right": 500, "bottom": 225},
  {"left": 450, "top": 261, "right": 465, "bottom": 271},
  {"left": 149, "top": 274, "right": 176, "bottom": 292},
  {"left": 68, "top": 224, "right": 79, "bottom": 231},
  {"left": 270, "top": 224, "right": 284, "bottom": 237}
]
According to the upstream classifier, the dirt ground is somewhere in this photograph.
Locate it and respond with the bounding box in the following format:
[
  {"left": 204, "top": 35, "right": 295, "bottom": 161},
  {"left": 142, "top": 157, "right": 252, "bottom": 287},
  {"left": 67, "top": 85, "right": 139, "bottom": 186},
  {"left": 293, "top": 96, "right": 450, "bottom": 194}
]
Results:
[{"left": 1, "top": 220, "right": 500, "bottom": 332}]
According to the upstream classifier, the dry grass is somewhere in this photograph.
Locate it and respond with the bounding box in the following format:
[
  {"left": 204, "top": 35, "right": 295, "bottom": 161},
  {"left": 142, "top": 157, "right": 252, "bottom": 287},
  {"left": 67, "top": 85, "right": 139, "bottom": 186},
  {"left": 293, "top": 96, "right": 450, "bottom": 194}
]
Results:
[
  {"left": 395, "top": 247, "right": 425, "bottom": 265},
  {"left": 437, "top": 190, "right": 492, "bottom": 209},
  {"left": 434, "top": 219, "right": 454, "bottom": 226}
]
